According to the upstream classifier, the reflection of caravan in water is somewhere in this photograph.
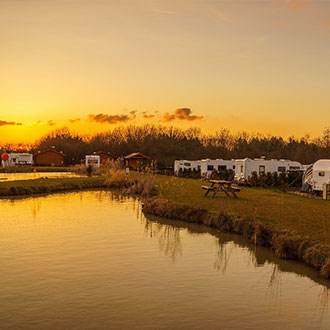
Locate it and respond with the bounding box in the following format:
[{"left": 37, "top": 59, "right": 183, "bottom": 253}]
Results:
[
  {"left": 1, "top": 153, "right": 34, "bottom": 167},
  {"left": 234, "top": 158, "right": 303, "bottom": 183},
  {"left": 85, "top": 155, "right": 101, "bottom": 168},
  {"left": 302, "top": 160, "right": 330, "bottom": 192}
]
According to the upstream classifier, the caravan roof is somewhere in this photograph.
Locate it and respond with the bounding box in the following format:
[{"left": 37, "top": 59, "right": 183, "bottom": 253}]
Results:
[{"left": 312, "top": 159, "right": 330, "bottom": 171}]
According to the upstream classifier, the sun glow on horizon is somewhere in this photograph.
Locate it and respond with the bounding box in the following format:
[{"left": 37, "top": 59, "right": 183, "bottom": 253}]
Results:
[{"left": 1, "top": 0, "right": 330, "bottom": 144}]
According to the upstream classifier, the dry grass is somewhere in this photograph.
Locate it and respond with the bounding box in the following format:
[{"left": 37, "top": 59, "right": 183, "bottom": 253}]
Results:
[
  {"left": 128, "top": 172, "right": 156, "bottom": 197},
  {"left": 102, "top": 167, "right": 156, "bottom": 197},
  {"left": 105, "top": 170, "right": 128, "bottom": 188},
  {"left": 320, "top": 259, "right": 330, "bottom": 279},
  {"left": 70, "top": 164, "right": 87, "bottom": 175}
]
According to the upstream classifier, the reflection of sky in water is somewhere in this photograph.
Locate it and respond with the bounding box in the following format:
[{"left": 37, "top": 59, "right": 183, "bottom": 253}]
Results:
[
  {"left": 0, "top": 172, "right": 82, "bottom": 181},
  {"left": 0, "top": 191, "right": 329, "bottom": 330}
]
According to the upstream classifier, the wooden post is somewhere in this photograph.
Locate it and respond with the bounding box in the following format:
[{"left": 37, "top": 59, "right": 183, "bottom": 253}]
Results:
[{"left": 323, "top": 184, "right": 330, "bottom": 200}]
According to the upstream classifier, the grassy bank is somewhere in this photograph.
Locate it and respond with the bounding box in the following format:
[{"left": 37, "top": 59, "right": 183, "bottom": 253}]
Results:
[
  {"left": 154, "top": 176, "right": 330, "bottom": 246},
  {"left": 142, "top": 176, "right": 330, "bottom": 279},
  {"left": 0, "top": 177, "right": 106, "bottom": 197},
  {"left": 0, "top": 170, "right": 154, "bottom": 198}
]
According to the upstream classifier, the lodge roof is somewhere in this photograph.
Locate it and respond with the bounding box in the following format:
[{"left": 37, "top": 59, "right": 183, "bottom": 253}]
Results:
[
  {"left": 35, "top": 149, "right": 67, "bottom": 157},
  {"left": 124, "top": 152, "right": 150, "bottom": 160},
  {"left": 94, "top": 151, "right": 116, "bottom": 158}
]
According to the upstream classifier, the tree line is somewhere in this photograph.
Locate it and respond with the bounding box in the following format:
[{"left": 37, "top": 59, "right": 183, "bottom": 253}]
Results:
[{"left": 5, "top": 125, "right": 330, "bottom": 168}]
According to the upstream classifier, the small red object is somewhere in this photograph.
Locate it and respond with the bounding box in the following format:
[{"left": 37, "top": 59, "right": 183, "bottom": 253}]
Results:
[{"left": 1, "top": 153, "right": 9, "bottom": 161}]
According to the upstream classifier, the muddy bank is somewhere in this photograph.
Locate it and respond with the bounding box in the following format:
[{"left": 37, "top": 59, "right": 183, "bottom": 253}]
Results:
[{"left": 143, "top": 197, "right": 330, "bottom": 279}]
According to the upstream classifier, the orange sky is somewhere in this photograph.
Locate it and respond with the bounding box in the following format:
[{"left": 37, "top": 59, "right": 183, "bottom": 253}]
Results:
[{"left": 1, "top": 0, "right": 330, "bottom": 144}]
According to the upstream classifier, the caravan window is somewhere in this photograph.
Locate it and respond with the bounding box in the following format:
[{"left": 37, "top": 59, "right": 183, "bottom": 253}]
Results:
[
  {"left": 87, "top": 159, "right": 99, "bottom": 165},
  {"left": 218, "top": 165, "right": 226, "bottom": 171},
  {"left": 259, "top": 165, "right": 265, "bottom": 175},
  {"left": 184, "top": 163, "right": 191, "bottom": 167},
  {"left": 233, "top": 165, "right": 235, "bottom": 169},
  {"left": 240, "top": 165, "right": 243, "bottom": 173},
  {"left": 278, "top": 167, "right": 286, "bottom": 173},
  {"left": 319, "top": 171, "right": 325, "bottom": 177},
  {"left": 207, "top": 165, "right": 214, "bottom": 171}
]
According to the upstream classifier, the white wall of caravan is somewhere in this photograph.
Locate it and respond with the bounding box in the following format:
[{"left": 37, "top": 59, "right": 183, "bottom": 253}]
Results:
[
  {"left": 234, "top": 158, "right": 303, "bottom": 182},
  {"left": 311, "top": 159, "right": 330, "bottom": 191},
  {"left": 2, "top": 153, "right": 34, "bottom": 167},
  {"left": 174, "top": 160, "right": 201, "bottom": 175},
  {"left": 200, "top": 159, "right": 236, "bottom": 178},
  {"left": 85, "top": 155, "right": 101, "bottom": 168}
]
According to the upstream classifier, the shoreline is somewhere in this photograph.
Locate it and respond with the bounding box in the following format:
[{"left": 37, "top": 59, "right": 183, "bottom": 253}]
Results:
[
  {"left": 0, "top": 174, "right": 329, "bottom": 280},
  {"left": 142, "top": 197, "right": 330, "bottom": 280}
]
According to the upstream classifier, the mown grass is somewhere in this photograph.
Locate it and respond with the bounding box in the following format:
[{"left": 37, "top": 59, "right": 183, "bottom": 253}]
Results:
[{"left": 154, "top": 176, "right": 330, "bottom": 247}]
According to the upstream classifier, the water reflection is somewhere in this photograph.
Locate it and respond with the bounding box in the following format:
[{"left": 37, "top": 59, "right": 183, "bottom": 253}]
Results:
[
  {"left": 143, "top": 213, "right": 330, "bottom": 313},
  {"left": 144, "top": 220, "right": 182, "bottom": 261},
  {"left": 0, "top": 172, "right": 82, "bottom": 182},
  {"left": 0, "top": 190, "right": 329, "bottom": 330}
]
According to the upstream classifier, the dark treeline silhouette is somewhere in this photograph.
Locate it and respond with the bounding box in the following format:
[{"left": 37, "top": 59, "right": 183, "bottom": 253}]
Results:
[{"left": 30, "top": 125, "right": 330, "bottom": 167}]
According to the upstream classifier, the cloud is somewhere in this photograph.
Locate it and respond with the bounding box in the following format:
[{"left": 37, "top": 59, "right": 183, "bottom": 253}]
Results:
[
  {"left": 162, "top": 108, "right": 203, "bottom": 122},
  {"left": 88, "top": 113, "right": 131, "bottom": 124},
  {"left": 142, "top": 112, "right": 155, "bottom": 119},
  {"left": 0, "top": 120, "right": 23, "bottom": 127},
  {"left": 129, "top": 110, "right": 137, "bottom": 119},
  {"left": 47, "top": 120, "right": 55, "bottom": 126},
  {"left": 69, "top": 118, "right": 81, "bottom": 124}
]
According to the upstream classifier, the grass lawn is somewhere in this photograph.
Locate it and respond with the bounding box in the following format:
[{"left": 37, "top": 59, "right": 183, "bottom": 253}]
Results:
[{"left": 154, "top": 176, "right": 330, "bottom": 247}]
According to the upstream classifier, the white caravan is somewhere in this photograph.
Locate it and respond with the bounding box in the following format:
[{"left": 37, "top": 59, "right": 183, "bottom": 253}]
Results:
[
  {"left": 200, "top": 159, "right": 236, "bottom": 178},
  {"left": 309, "top": 160, "right": 330, "bottom": 192},
  {"left": 174, "top": 160, "right": 201, "bottom": 175},
  {"left": 234, "top": 158, "right": 303, "bottom": 183},
  {"left": 85, "top": 155, "right": 101, "bottom": 168},
  {"left": 1, "top": 153, "right": 34, "bottom": 167}
]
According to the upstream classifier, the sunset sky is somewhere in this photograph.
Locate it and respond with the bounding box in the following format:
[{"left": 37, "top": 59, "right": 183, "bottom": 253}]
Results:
[{"left": 1, "top": 0, "right": 330, "bottom": 144}]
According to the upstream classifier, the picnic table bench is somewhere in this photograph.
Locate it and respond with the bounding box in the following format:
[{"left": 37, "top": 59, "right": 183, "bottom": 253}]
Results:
[{"left": 202, "top": 180, "right": 240, "bottom": 198}]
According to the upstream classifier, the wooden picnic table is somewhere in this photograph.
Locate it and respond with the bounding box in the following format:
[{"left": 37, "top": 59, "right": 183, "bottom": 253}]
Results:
[{"left": 202, "top": 180, "right": 241, "bottom": 198}]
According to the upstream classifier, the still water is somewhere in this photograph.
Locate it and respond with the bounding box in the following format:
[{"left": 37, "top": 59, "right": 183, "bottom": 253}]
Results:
[
  {"left": 0, "top": 172, "right": 81, "bottom": 182},
  {"left": 0, "top": 191, "right": 329, "bottom": 330}
]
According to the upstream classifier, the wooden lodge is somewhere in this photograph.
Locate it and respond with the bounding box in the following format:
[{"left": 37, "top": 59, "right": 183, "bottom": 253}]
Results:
[
  {"left": 34, "top": 149, "right": 66, "bottom": 166},
  {"left": 124, "top": 152, "right": 151, "bottom": 170},
  {"left": 94, "top": 151, "right": 116, "bottom": 164}
]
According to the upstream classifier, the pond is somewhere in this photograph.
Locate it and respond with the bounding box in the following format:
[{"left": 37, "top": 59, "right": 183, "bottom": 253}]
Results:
[{"left": 0, "top": 191, "right": 329, "bottom": 330}]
